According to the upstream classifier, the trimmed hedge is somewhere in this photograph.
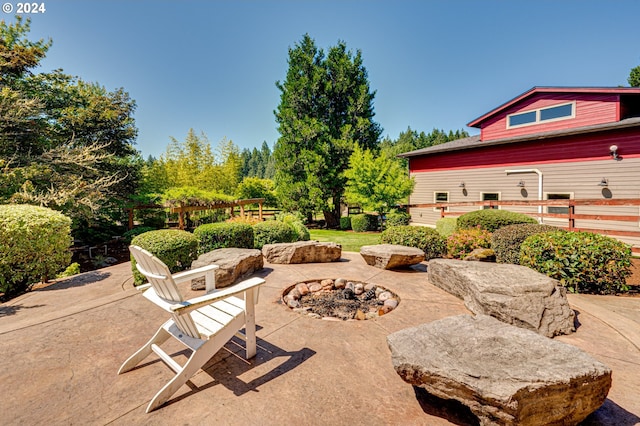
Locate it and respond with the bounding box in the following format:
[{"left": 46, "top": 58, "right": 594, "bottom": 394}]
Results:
[
  {"left": 457, "top": 209, "right": 537, "bottom": 232},
  {"left": 339, "top": 216, "right": 351, "bottom": 230},
  {"left": 194, "top": 222, "right": 254, "bottom": 254},
  {"left": 520, "top": 231, "right": 632, "bottom": 294},
  {"left": 435, "top": 217, "right": 457, "bottom": 237},
  {"left": 0, "top": 204, "right": 72, "bottom": 297},
  {"left": 130, "top": 230, "right": 198, "bottom": 286},
  {"left": 122, "top": 226, "right": 156, "bottom": 244},
  {"left": 381, "top": 225, "right": 446, "bottom": 260},
  {"left": 386, "top": 211, "right": 411, "bottom": 227},
  {"left": 253, "top": 220, "right": 298, "bottom": 249},
  {"left": 491, "top": 223, "right": 559, "bottom": 264},
  {"left": 447, "top": 227, "right": 493, "bottom": 259},
  {"left": 351, "top": 213, "right": 378, "bottom": 232}
]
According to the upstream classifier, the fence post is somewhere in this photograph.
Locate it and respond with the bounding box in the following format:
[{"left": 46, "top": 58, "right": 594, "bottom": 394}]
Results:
[
  {"left": 259, "top": 201, "right": 263, "bottom": 220},
  {"left": 568, "top": 200, "right": 575, "bottom": 231}
]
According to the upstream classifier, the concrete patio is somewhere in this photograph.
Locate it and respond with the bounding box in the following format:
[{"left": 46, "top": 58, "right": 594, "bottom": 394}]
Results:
[{"left": 1, "top": 252, "right": 639, "bottom": 425}]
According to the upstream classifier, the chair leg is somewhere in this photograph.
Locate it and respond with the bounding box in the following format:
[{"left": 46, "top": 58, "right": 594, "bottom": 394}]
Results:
[
  {"left": 118, "top": 324, "right": 171, "bottom": 374},
  {"left": 244, "top": 290, "right": 257, "bottom": 359},
  {"left": 146, "top": 339, "right": 221, "bottom": 413}
]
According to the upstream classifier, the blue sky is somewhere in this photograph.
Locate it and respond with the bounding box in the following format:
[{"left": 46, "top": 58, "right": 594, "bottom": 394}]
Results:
[{"left": 10, "top": 0, "right": 640, "bottom": 158}]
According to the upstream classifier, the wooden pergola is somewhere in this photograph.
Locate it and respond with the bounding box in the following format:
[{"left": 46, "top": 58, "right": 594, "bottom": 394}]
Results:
[{"left": 126, "top": 198, "right": 266, "bottom": 230}]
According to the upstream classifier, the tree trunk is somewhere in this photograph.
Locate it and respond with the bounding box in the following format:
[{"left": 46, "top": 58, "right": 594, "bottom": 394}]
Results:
[{"left": 323, "top": 210, "right": 339, "bottom": 229}]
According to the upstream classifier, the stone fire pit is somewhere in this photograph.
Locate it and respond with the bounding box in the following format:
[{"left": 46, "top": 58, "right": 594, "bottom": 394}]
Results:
[{"left": 282, "top": 278, "right": 400, "bottom": 320}]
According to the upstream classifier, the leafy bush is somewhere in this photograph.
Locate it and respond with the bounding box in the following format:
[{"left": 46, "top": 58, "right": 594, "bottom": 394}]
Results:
[
  {"left": 447, "top": 227, "right": 493, "bottom": 259},
  {"left": 227, "top": 216, "right": 262, "bottom": 226},
  {"left": 194, "top": 222, "right": 254, "bottom": 254},
  {"left": 253, "top": 220, "right": 298, "bottom": 249},
  {"left": 130, "top": 230, "right": 198, "bottom": 286},
  {"left": 457, "top": 209, "right": 537, "bottom": 232},
  {"left": 123, "top": 226, "right": 156, "bottom": 244},
  {"left": 56, "top": 262, "right": 81, "bottom": 279},
  {"left": 520, "top": 231, "right": 632, "bottom": 294},
  {"left": 276, "top": 212, "right": 310, "bottom": 241},
  {"left": 386, "top": 211, "right": 411, "bottom": 227},
  {"left": 491, "top": 223, "right": 559, "bottom": 264},
  {"left": 351, "top": 213, "right": 378, "bottom": 232},
  {"left": 339, "top": 216, "right": 351, "bottom": 230},
  {"left": 0, "top": 205, "right": 72, "bottom": 297},
  {"left": 381, "top": 225, "right": 446, "bottom": 260},
  {"left": 436, "top": 217, "right": 457, "bottom": 237}
]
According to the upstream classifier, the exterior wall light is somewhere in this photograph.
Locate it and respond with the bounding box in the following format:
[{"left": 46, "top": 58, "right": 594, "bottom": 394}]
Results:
[
  {"left": 516, "top": 180, "right": 526, "bottom": 188},
  {"left": 598, "top": 178, "right": 609, "bottom": 187},
  {"left": 458, "top": 182, "right": 465, "bottom": 188},
  {"left": 609, "top": 145, "right": 619, "bottom": 160}
]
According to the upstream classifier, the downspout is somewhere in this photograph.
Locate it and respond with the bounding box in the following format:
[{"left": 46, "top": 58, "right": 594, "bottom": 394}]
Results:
[{"left": 505, "top": 168, "right": 543, "bottom": 223}]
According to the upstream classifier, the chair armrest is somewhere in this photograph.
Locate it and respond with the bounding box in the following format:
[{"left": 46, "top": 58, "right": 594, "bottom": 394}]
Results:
[
  {"left": 172, "top": 264, "right": 219, "bottom": 284},
  {"left": 169, "top": 277, "right": 265, "bottom": 314}
]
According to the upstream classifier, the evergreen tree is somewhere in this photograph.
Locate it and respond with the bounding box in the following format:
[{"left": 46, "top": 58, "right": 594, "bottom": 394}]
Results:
[{"left": 274, "top": 34, "right": 381, "bottom": 226}]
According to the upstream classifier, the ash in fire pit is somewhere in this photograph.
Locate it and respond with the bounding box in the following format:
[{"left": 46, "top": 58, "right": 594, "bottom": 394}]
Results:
[{"left": 282, "top": 278, "right": 400, "bottom": 320}]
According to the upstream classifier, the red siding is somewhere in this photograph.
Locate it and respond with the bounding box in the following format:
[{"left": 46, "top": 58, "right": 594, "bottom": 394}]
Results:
[
  {"left": 480, "top": 94, "right": 619, "bottom": 142},
  {"left": 409, "top": 128, "right": 640, "bottom": 173}
]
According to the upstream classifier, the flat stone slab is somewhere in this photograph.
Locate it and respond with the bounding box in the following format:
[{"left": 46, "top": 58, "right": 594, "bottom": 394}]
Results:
[
  {"left": 191, "top": 248, "right": 263, "bottom": 289},
  {"left": 360, "top": 244, "right": 425, "bottom": 269},
  {"left": 428, "top": 258, "right": 575, "bottom": 337},
  {"left": 262, "top": 240, "right": 341, "bottom": 264},
  {"left": 387, "top": 314, "right": 612, "bottom": 426}
]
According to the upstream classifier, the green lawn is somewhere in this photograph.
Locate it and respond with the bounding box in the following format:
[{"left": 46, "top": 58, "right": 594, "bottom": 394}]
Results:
[{"left": 309, "top": 229, "right": 381, "bottom": 252}]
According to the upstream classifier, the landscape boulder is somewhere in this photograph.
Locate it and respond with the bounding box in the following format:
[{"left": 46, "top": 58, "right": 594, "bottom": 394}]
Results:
[
  {"left": 428, "top": 258, "right": 574, "bottom": 337},
  {"left": 191, "top": 248, "right": 263, "bottom": 289},
  {"left": 387, "top": 314, "right": 611, "bottom": 426},
  {"left": 262, "top": 240, "right": 341, "bottom": 264},
  {"left": 360, "top": 244, "right": 425, "bottom": 269}
]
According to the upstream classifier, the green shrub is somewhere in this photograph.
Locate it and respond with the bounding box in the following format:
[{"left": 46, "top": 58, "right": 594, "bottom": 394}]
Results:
[
  {"left": 351, "top": 213, "right": 378, "bottom": 232},
  {"left": 381, "top": 225, "right": 446, "bottom": 260},
  {"left": 56, "top": 262, "right": 80, "bottom": 279},
  {"left": 339, "top": 216, "right": 352, "bottom": 230},
  {"left": 194, "top": 222, "right": 254, "bottom": 254},
  {"left": 276, "top": 212, "right": 310, "bottom": 241},
  {"left": 457, "top": 209, "right": 537, "bottom": 232},
  {"left": 130, "top": 230, "right": 198, "bottom": 286},
  {"left": 491, "top": 224, "right": 559, "bottom": 264},
  {"left": 0, "top": 205, "right": 72, "bottom": 297},
  {"left": 122, "top": 226, "right": 156, "bottom": 244},
  {"left": 436, "top": 217, "right": 457, "bottom": 237},
  {"left": 253, "top": 220, "right": 298, "bottom": 249},
  {"left": 447, "top": 227, "right": 493, "bottom": 259},
  {"left": 520, "top": 231, "right": 632, "bottom": 294},
  {"left": 385, "top": 211, "right": 411, "bottom": 227}
]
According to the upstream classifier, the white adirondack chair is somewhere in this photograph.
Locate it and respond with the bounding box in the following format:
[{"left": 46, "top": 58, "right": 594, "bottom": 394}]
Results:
[{"left": 119, "top": 245, "right": 265, "bottom": 413}]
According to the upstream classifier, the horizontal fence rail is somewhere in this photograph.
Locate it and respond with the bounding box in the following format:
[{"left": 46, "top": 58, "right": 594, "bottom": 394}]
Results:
[{"left": 403, "top": 198, "right": 640, "bottom": 253}]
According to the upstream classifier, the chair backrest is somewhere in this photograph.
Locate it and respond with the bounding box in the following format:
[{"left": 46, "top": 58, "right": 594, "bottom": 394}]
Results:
[{"left": 129, "top": 245, "right": 200, "bottom": 339}]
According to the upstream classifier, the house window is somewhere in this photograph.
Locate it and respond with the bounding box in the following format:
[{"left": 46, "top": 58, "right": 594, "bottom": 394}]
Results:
[
  {"left": 434, "top": 191, "right": 449, "bottom": 212},
  {"left": 545, "top": 193, "right": 572, "bottom": 215},
  {"left": 481, "top": 192, "right": 500, "bottom": 209},
  {"left": 507, "top": 102, "right": 575, "bottom": 129}
]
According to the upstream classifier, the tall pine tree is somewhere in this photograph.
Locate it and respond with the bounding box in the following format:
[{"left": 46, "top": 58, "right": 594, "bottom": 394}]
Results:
[{"left": 274, "top": 34, "right": 381, "bottom": 226}]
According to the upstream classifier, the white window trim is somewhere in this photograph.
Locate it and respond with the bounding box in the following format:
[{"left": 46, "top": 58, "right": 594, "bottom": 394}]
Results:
[
  {"left": 507, "top": 101, "right": 576, "bottom": 129},
  {"left": 433, "top": 191, "right": 449, "bottom": 212},
  {"left": 480, "top": 192, "right": 501, "bottom": 210},
  {"left": 544, "top": 192, "right": 574, "bottom": 222}
]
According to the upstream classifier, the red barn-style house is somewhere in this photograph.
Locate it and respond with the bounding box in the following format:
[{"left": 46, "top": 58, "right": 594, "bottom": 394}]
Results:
[{"left": 399, "top": 87, "right": 640, "bottom": 251}]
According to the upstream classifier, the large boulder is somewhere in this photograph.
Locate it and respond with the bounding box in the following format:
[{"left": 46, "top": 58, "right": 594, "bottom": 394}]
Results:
[
  {"left": 387, "top": 315, "right": 611, "bottom": 426},
  {"left": 262, "top": 241, "right": 341, "bottom": 264},
  {"left": 428, "top": 258, "right": 574, "bottom": 337},
  {"left": 360, "top": 244, "right": 425, "bottom": 269},
  {"left": 191, "top": 248, "right": 263, "bottom": 289}
]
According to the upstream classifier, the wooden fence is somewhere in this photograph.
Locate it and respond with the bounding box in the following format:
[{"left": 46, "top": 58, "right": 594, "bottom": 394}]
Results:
[{"left": 403, "top": 198, "right": 640, "bottom": 253}]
